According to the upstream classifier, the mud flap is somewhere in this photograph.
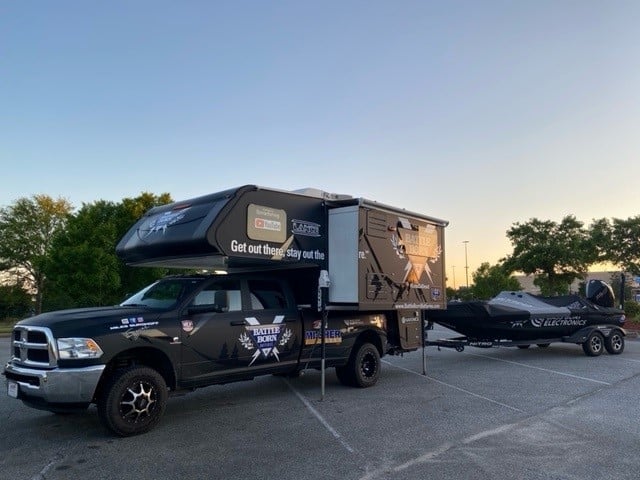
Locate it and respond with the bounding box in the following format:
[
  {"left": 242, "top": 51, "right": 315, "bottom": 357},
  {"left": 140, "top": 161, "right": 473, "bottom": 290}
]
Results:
[{"left": 563, "top": 325, "right": 626, "bottom": 344}]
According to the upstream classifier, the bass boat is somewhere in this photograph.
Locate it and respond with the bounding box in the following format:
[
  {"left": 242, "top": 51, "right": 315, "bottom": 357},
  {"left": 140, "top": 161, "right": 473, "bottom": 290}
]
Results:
[{"left": 426, "top": 280, "right": 626, "bottom": 356}]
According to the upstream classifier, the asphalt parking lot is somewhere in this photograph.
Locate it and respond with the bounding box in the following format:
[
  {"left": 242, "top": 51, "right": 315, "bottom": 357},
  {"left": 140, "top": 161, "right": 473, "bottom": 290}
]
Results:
[{"left": 2, "top": 325, "right": 639, "bottom": 480}]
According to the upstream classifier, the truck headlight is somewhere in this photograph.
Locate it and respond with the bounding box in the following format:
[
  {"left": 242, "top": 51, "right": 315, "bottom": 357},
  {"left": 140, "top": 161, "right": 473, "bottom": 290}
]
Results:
[{"left": 57, "top": 338, "right": 104, "bottom": 359}]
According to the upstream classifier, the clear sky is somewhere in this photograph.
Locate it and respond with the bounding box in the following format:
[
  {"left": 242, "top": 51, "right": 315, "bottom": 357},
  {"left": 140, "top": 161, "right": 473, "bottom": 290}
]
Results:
[{"left": 2, "top": 1, "right": 639, "bottom": 283}]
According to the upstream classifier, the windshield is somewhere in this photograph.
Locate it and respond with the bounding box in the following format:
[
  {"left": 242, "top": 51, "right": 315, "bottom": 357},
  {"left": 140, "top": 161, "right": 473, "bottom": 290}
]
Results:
[{"left": 121, "top": 278, "right": 203, "bottom": 309}]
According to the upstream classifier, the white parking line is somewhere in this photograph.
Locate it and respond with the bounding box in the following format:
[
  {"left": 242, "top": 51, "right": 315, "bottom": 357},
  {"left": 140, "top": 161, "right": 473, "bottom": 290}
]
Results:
[
  {"left": 391, "top": 441, "right": 454, "bottom": 472},
  {"left": 283, "top": 379, "right": 356, "bottom": 454},
  {"left": 30, "top": 453, "right": 63, "bottom": 480},
  {"left": 382, "top": 360, "right": 525, "bottom": 413},
  {"left": 360, "top": 421, "right": 520, "bottom": 479},
  {"left": 462, "top": 352, "right": 611, "bottom": 385}
]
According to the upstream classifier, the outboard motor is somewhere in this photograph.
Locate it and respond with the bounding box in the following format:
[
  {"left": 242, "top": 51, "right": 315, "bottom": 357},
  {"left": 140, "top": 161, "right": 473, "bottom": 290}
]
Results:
[{"left": 586, "top": 279, "right": 615, "bottom": 308}]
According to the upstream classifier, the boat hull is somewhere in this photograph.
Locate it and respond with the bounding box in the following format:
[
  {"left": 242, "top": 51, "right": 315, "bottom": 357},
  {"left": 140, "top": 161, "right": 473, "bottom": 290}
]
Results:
[{"left": 428, "top": 292, "right": 626, "bottom": 342}]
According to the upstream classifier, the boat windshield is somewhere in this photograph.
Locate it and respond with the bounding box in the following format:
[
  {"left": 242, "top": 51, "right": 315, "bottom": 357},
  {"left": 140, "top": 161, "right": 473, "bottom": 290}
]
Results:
[{"left": 121, "top": 278, "right": 203, "bottom": 310}]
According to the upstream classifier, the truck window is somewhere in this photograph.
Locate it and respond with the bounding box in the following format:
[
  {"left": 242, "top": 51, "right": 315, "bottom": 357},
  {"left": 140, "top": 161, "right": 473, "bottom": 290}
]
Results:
[
  {"left": 192, "top": 280, "right": 242, "bottom": 312},
  {"left": 248, "top": 280, "right": 287, "bottom": 310},
  {"left": 122, "top": 278, "right": 199, "bottom": 309}
]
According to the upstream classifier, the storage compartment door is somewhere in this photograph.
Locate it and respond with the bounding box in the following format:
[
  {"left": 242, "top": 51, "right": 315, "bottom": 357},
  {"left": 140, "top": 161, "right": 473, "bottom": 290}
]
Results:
[{"left": 398, "top": 309, "right": 422, "bottom": 350}]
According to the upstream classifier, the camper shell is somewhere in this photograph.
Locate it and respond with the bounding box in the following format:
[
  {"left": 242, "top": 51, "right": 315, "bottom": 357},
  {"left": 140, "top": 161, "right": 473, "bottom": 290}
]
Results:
[{"left": 116, "top": 185, "right": 449, "bottom": 312}]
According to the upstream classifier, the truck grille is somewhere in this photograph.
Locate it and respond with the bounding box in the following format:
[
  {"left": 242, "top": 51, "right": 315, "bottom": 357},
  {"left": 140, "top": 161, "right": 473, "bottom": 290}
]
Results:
[{"left": 11, "top": 326, "right": 58, "bottom": 368}]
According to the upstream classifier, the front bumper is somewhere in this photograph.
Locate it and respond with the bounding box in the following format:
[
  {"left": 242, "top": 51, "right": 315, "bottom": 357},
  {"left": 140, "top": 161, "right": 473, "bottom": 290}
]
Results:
[{"left": 4, "top": 362, "right": 105, "bottom": 404}]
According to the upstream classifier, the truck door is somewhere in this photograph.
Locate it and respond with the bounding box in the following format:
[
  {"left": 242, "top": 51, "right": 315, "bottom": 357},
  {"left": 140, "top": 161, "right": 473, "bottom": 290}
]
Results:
[
  {"left": 179, "top": 278, "right": 247, "bottom": 383},
  {"left": 237, "top": 278, "right": 302, "bottom": 374},
  {"left": 179, "top": 278, "right": 302, "bottom": 383}
]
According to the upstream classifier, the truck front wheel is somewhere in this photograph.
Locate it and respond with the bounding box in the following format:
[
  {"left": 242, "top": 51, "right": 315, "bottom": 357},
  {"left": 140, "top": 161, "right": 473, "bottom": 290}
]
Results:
[{"left": 97, "top": 366, "right": 168, "bottom": 436}]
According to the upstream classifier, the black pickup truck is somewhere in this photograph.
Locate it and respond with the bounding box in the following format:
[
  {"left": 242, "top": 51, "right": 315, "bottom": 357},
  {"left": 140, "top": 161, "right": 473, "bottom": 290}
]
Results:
[
  {"left": 5, "top": 185, "right": 448, "bottom": 436},
  {"left": 4, "top": 271, "right": 391, "bottom": 436}
]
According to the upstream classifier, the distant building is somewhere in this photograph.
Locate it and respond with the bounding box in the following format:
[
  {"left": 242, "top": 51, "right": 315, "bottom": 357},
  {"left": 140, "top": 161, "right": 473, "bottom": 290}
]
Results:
[{"left": 0, "top": 267, "right": 36, "bottom": 294}]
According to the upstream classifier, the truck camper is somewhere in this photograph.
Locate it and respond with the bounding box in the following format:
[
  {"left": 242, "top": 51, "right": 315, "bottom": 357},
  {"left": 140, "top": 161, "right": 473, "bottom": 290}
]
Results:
[
  {"left": 116, "top": 185, "right": 448, "bottom": 312},
  {"left": 5, "top": 185, "right": 448, "bottom": 435}
]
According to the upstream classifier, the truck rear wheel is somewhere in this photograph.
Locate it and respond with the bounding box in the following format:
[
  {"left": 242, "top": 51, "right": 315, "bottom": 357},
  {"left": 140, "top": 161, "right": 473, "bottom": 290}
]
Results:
[
  {"left": 604, "top": 331, "right": 624, "bottom": 355},
  {"left": 335, "top": 365, "right": 353, "bottom": 387},
  {"left": 351, "top": 342, "right": 380, "bottom": 388},
  {"left": 582, "top": 331, "right": 604, "bottom": 357},
  {"left": 97, "top": 366, "right": 168, "bottom": 436},
  {"left": 335, "top": 342, "right": 381, "bottom": 388}
]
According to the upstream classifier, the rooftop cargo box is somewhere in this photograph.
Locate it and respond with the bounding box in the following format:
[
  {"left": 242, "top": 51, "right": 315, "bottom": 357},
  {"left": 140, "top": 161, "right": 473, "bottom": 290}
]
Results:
[{"left": 116, "top": 185, "right": 448, "bottom": 310}]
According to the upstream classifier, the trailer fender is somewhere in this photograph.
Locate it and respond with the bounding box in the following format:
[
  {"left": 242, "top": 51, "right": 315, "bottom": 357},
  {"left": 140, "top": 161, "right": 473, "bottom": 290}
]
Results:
[{"left": 563, "top": 325, "right": 626, "bottom": 344}]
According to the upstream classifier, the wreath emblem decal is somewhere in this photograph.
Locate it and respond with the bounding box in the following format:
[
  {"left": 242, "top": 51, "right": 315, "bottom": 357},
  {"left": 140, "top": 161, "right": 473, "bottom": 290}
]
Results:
[{"left": 238, "top": 315, "right": 293, "bottom": 365}]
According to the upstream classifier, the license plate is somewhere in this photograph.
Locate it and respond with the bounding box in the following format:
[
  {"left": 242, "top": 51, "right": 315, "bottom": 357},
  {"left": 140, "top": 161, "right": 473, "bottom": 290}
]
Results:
[{"left": 7, "top": 381, "right": 18, "bottom": 398}]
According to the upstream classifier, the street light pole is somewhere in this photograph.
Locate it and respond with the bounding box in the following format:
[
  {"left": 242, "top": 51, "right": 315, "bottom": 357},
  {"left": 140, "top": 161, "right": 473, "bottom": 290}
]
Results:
[
  {"left": 452, "top": 265, "right": 456, "bottom": 289},
  {"left": 463, "top": 241, "right": 469, "bottom": 288}
]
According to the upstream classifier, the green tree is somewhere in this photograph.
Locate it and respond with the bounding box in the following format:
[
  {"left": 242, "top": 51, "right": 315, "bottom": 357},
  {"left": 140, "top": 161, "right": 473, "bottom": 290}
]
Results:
[
  {"left": 445, "top": 286, "right": 457, "bottom": 301},
  {"left": 43, "top": 200, "right": 123, "bottom": 309},
  {"left": 608, "top": 272, "right": 633, "bottom": 305},
  {"left": 43, "top": 193, "right": 172, "bottom": 310},
  {"left": 502, "top": 216, "right": 595, "bottom": 296},
  {"left": 471, "top": 262, "right": 521, "bottom": 300},
  {"left": 591, "top": 216, "right": 640, "bottom": 274},
  {"left": 0, "top": 195, "right": 73, "bottom": 314},
  {"left": 0, "top": 284, "right": 32, "bottom": 320}
]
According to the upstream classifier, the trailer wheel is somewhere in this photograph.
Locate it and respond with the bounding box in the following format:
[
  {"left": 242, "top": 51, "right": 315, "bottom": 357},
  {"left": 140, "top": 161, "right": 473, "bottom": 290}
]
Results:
[
  {"left": 582, "top": 331, "right": 604, "bottom": 357},
  {"left": 349, "top": 342, "right": 380, "bottom": 388},
  {"left": 97, "top": 366, "right": 168, "bottom": 437},
  {"left": 536, "top": 344, "right": 550, "bottom": 348},
  {"left": 604, "top": 331, "right": 624, "bottom": 355}
]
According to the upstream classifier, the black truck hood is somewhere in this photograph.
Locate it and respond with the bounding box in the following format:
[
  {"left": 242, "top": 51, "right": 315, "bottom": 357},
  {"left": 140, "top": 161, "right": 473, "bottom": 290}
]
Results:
[{"left": 16, "top": 306, "right": 160, "bottom": 334}]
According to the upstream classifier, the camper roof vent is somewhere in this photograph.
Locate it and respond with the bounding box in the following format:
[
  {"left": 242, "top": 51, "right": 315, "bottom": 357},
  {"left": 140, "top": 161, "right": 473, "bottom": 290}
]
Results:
[{"left": 292, "top": 188, "right": 352, "bottom": 201}]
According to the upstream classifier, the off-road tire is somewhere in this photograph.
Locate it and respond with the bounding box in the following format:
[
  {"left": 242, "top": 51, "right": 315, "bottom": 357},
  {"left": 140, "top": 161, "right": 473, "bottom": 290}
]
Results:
[
  {"left": 582, "top": 331, "right": 605, "bottom": 357},
  {"left": 335, "top": 365, "right": 354, "bottom": 387},
  {"left": 349, "top": 342, "right": 380, "bottom": 388},
  {"left": 604, "top": 331, "right": 624, "bottom": 355},
  {"left": 97, "top": 366, "right": 168, "bottom": 437}
]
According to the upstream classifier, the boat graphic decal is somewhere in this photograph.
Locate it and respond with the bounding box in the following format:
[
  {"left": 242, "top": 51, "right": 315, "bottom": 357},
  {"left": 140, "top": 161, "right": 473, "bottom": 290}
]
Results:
[
  {"left": 530, "top": 316, "right": 586, "bottom": 328},
  {"left": 238, "top": 315, "right": 293, "bottom": 366}
]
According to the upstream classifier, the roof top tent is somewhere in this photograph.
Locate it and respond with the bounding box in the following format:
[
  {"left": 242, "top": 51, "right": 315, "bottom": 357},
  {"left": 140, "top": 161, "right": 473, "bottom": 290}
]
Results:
[{"left": 116, "top": 185, "right": 449, "bottom": 311}]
